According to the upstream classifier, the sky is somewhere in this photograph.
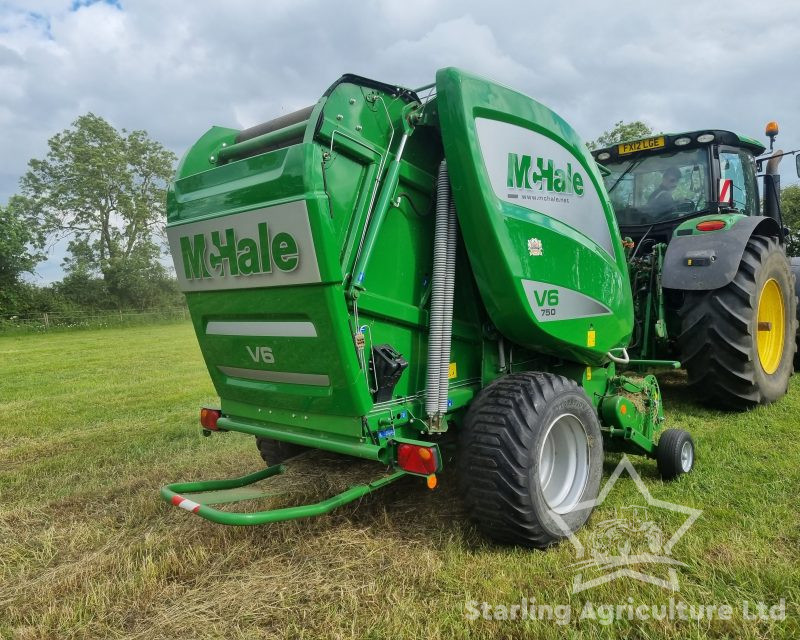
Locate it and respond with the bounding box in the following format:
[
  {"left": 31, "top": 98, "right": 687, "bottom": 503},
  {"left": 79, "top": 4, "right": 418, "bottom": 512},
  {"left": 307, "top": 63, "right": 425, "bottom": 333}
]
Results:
[{"left": 2, "top": 0, "right": 800, "bottom": 283}]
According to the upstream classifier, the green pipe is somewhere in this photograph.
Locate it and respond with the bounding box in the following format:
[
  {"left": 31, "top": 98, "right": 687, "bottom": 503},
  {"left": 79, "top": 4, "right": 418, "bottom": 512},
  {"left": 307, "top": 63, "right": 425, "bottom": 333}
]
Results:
[
  {"left": 350, "top": 133, "right": 409, "bottom": 294},
  {"left": 215, "top": 120, "right": 308, "bottom": 163},
  {"left": 348, "top": 103, "right": 419, "bottom": 298},
  {"left": 161, "top": 467, "right": 407, "bottom": 525},
  {"left": 216, "top": 416, "right": 387, "bottom": 462}
]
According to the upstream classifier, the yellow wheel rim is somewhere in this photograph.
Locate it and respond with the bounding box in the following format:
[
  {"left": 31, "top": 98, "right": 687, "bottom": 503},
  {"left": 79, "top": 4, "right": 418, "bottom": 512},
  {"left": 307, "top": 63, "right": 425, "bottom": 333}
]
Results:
[{"left": 756, "top": 278, "right": 785, "bottom": 375}]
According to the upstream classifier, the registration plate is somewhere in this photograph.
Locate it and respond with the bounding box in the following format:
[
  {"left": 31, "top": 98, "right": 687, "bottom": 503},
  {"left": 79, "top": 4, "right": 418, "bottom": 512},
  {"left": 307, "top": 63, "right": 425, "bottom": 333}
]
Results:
[{"left": 618, "top": 136, "right": 665, "bottom": 155}]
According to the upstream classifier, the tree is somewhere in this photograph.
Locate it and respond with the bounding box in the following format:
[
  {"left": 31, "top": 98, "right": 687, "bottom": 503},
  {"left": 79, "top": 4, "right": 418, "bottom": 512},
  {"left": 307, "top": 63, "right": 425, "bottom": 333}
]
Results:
[
  {"left": 781, "top": 184, "right": 800, "bottom": 256},
  {"left": 0, "top": 195, "right": 45, "bottom": 311},
  {"left": 20, "top": 113, "right": 177, "bottom": 307},
  {"left": 587, "top": 120, "right": 654, "bottom": 150}
]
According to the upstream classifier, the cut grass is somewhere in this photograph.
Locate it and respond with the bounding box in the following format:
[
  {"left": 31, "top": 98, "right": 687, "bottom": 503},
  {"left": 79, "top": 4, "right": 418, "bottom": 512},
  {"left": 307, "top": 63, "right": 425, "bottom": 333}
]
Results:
[{"left": 0, "top": 323, "right": 798, "bottom": 639}]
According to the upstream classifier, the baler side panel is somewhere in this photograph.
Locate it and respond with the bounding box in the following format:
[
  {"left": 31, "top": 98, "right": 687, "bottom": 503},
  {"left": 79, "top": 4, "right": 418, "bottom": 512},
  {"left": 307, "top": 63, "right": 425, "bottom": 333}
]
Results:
[
  {"left": 167, "top": 136, "right": 371, "bottom": 424},
  {"left": 436, "top": 67, "right": 633, "bottom": 365}
]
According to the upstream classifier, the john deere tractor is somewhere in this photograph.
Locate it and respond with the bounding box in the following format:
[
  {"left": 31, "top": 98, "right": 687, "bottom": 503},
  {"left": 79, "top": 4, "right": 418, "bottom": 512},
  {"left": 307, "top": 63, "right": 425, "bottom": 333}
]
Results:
[{"left": 592, "top": 129, "right": 800, "bottom": 408}]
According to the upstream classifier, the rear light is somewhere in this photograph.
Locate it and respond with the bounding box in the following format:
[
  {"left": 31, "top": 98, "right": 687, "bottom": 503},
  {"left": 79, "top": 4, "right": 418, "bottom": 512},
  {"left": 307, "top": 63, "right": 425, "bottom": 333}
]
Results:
[
  {"left": 696, "top": 220, "right": 726, "bottom": 232},
  {"left": 397, "top": 443, "right": 439, "bottom": 475},
  {"left": 200, "top": 407, "right": 221, "bottom": 430}
]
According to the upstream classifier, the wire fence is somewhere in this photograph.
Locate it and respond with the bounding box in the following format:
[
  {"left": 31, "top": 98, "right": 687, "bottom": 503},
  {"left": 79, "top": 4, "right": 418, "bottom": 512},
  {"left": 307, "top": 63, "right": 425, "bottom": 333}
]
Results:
[{"left": 0, "top": 307, "right": 189, "bottom": 334}]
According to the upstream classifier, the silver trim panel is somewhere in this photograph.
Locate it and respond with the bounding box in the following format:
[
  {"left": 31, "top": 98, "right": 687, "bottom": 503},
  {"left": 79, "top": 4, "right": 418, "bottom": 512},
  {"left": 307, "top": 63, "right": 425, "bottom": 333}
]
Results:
[
  {"left": 207, "top": 321, "right": 317, "bottom": 338},
  {"left": 218, "top": 365, "right": 330, "bottom": 387}
]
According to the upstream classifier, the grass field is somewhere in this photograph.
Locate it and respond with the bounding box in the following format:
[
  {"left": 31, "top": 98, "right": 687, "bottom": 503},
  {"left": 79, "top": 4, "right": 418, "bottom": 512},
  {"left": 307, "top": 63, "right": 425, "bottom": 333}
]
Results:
[{"left": 1, "top": 323, "right": 798, "bottom": 639}]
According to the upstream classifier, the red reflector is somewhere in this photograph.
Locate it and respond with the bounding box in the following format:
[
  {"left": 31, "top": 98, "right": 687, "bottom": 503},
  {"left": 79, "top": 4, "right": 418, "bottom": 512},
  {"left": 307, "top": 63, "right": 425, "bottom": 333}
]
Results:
[
  {"left": 696, "top": 220, "right": 725, "bottom": 232},
  {"left": 200, "top": 407, "right": 221, "bottom": 430},
  {"left": 397, "top": 443, "right": 439, "bottom": 475}
]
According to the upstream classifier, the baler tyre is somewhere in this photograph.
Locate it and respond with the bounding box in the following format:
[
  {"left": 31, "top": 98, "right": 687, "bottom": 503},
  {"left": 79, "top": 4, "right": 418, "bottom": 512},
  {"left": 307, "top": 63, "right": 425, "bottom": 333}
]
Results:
[
  {"left": 656, "top": 429, "right": 694, "bottom": 480},
  {"left": 678, "top": 235, "right": 797, "bottom": 409},
  {"left": 458, "top": 372, "right": 604, "bottom": 549},
  {"left": 255, "top": 437, "right": 307, "bottom": 465}
]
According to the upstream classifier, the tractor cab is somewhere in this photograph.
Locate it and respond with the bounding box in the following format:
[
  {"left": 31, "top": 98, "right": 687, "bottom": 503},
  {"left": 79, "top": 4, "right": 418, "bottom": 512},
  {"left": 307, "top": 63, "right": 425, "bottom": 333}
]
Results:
[{"left": 592, "top": 130, "right": 766, "bottom": 247}]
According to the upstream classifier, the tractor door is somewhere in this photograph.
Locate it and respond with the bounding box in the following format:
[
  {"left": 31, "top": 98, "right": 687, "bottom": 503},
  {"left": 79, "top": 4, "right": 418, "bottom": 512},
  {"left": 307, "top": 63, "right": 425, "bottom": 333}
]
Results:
[{"left": 716, "top": 146, "right": 759, "bottom": 215}]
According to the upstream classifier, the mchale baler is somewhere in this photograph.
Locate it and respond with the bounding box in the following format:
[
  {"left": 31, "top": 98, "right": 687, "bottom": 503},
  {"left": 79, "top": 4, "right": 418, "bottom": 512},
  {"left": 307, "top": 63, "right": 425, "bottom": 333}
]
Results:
[{"left": 162, "top": 68, "right": 694, "bottom": 547}]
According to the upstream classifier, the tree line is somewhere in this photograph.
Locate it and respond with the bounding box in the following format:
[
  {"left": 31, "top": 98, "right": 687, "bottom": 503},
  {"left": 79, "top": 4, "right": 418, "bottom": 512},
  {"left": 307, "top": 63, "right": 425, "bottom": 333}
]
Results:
[{"left": 1, "top": 114, "right": 181, "bottom": 316}]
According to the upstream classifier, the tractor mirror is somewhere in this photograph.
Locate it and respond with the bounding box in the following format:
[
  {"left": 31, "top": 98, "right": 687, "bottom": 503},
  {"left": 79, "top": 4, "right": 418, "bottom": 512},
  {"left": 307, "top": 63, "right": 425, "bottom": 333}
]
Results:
[
  {"left": 795, "top": 154, "right": 800, "bottom": 178},
  {"left": 718, "top": 178, "right": 734, "bottom": 206}
]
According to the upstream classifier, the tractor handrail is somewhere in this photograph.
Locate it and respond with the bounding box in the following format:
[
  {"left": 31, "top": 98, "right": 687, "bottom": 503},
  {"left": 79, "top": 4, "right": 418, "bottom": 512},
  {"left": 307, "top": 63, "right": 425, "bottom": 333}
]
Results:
[{"left": 606, "top": 348, "right": 630, "bottom": 365}]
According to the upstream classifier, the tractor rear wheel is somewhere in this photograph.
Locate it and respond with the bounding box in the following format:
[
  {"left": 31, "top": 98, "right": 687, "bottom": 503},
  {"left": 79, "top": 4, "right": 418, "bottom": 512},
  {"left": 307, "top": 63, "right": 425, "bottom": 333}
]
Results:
[
  {"left": 678, "top": 235, "right": 797, "bottom": 409},
  {"left": 255, "top": 437, "right": 307, "bottom": 465},
  {"left": 458, "top": 372, "right": 603, "bottom": 548}
]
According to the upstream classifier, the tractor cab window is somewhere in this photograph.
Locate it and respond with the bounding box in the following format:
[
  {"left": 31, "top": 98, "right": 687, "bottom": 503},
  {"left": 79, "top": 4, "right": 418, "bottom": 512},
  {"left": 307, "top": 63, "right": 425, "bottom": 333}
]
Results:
[
  {"left": 719, "top": 149, "right": 758, "bottom": 216},
  {"left": 601, "top": 148, "right": 711, "bottom": 227}
]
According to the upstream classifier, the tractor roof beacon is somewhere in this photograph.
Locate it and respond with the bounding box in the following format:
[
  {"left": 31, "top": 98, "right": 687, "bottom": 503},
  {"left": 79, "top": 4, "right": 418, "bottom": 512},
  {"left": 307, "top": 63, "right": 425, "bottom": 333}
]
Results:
[
  {"left": 161, "top": 68, "right": 696, "bottom": 548},
  {"left": 592, "top": 127, "right": 800, "bottom": 409}
]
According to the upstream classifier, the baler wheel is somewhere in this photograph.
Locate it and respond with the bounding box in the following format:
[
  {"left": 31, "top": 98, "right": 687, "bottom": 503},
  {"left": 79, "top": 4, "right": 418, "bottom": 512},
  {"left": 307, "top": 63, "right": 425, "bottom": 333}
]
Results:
[
  {"left": 255, "top": 437, "right": 307, "bottom": 465},
  {"left": 678, "top": 235, "right": 797, "bottom": 409},
  {"left": 655, "top": 429, "right": 695, "bottom": 480},
  {"left": 458, "top": 372, "right": 603, "bottom": 548}
]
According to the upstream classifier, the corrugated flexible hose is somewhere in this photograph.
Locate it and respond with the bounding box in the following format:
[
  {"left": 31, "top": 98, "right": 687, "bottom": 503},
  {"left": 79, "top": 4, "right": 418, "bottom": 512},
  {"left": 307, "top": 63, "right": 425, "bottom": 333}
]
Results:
[
  {"left": 425, "top": 161, "right": 451, "bottom": 417},
  {"left": 438, "top": 199, "right": 458, "bottom": 415}
]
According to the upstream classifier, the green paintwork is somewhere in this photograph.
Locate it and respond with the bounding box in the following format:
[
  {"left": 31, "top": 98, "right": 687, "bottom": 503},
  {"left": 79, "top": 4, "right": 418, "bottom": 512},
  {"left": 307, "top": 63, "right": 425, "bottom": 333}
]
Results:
[
  {"left": 627, "top": 243, "right": 669, "bottom": 360},
  {"left": 161, "top": 463, "right": 407, "bottom": 526},
  {"left": 435, "top": 68, "right": 633, "bottom": 366},
  {"left": 162, "top": 69, "right": 667, "bottom": 524},
  {"left": 600, "top": 374, "right": 664, "bottom": 455},
  {"left": 672, "top": 213, "right": 745, "bottom": 236},
  {"left": 166, "top": 74, "right": 484, "bottom": 444},
  {"left": 737, "top": 133, "right": 766, "bottom": 154}
]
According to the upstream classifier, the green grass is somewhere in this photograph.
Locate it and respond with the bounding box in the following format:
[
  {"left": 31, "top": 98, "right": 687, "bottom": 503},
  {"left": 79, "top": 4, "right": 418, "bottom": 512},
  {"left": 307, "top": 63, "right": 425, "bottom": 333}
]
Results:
[{"left": 0, "top": 324, "right": 798, "bottom": 639}]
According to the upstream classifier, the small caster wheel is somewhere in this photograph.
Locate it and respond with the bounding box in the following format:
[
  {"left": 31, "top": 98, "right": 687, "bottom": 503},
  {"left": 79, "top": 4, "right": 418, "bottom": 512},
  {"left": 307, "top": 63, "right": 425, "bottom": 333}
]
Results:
[{"left": 656, "top": 429, "right": 694, "bottom": 480}]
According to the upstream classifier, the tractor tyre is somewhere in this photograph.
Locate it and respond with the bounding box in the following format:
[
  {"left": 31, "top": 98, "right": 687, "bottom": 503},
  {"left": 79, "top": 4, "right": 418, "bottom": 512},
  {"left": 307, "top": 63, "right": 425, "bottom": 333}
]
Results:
[
  {"left": 679, "top": 235, "right": 797, "bottom": 409},
  {"left": 255, "top": 437, "right": 307, "bottom": 465},
  {"left": 791, "top": 257, "right": 800, "bottom": 369},
  {"left": 458, "top": 372, "right": 603, "bottom": 548},
  {"left": 656, "top": 429, "right": 695, "bottom": 480}
]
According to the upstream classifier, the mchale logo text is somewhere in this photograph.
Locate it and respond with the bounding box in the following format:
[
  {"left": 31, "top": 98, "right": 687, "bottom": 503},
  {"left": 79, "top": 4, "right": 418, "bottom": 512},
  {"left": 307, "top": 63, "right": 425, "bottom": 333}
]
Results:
[
  {"left": 507, "top": 152, "right": 585, "bottom": 196},
  {"left": 180, "top": 222, "right": 300, "bottom": 280}
]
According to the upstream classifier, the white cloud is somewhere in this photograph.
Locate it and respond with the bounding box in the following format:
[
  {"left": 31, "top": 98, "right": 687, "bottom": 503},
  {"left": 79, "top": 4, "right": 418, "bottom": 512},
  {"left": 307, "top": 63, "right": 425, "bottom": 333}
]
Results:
[{"left": 2, "top": 0, "right": 800, "bottom": 282}]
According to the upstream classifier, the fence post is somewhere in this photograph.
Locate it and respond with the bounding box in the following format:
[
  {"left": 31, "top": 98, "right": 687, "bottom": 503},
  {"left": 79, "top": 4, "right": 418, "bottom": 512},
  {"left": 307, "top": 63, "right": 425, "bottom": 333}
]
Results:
[{"left": 43, "top": 312, "right": 50, "bottom": 331}]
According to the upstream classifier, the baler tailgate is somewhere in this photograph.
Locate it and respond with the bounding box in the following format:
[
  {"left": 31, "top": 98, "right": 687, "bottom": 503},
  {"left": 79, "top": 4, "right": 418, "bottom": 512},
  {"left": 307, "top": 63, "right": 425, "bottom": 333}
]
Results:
[{"left": 160, "top": 463, "right": 406, "bottom": 526}]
